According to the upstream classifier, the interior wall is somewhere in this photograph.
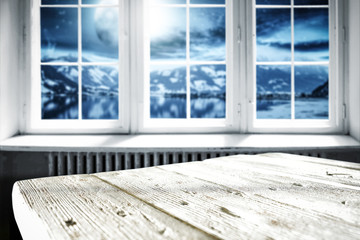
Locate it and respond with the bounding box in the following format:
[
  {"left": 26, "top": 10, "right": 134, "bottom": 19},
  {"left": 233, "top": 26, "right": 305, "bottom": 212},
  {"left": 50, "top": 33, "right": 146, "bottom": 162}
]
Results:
[
  {"left": 0, "top": 0, "right": 21, "bottom": 141},
  {"left": 347, "top": 0, "right": 360, "bottom": 141}
]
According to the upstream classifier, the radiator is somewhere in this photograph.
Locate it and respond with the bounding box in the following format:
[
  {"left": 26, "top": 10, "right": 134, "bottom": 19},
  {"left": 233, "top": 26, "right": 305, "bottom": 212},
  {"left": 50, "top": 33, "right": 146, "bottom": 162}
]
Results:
[{"left": 48, "top": 150, "right": 328, "bottom": 176}]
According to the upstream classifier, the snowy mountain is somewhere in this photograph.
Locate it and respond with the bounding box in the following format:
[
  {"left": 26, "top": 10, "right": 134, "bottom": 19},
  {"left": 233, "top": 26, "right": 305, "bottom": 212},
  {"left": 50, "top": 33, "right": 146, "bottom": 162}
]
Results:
[
  {"left": 256, "top": 65, "right": 328, "bottom": 99},
  {"left": 150, "top": 65, "right": 226, "bottom": 98},
  {"left": 41, "top": 65, "right": 78, "bottom": 96},
  {"left": 308, "top": 80, "right": 328, "bottom": 98},
  {"left": 41, "top": 64, "right": 118, "bottom": 96}
]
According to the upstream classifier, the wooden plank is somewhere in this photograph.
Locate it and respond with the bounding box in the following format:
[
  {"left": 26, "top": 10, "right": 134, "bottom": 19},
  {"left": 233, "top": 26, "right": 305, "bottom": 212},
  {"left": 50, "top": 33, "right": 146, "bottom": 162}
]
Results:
[
  {"left": 220, "top": 154, "right": 360, "bottom": 188},
  {"left": 95, "top": 160, "right": 360, "bottom": 240},
  {"left": 261, "top": 152, "right": 360, "bottom": 171},
  {"left": 13, "top": 175, "right": 215, "bottom": 240},
  {"left": 159, "top": 155, "right": 360, "bottom": 226}
]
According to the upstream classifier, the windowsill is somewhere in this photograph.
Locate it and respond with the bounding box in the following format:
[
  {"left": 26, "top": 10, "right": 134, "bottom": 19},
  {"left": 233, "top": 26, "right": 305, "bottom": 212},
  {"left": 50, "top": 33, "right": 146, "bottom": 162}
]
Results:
[{"left": 0, "top": 134, "right": 359, "bottom": 152}]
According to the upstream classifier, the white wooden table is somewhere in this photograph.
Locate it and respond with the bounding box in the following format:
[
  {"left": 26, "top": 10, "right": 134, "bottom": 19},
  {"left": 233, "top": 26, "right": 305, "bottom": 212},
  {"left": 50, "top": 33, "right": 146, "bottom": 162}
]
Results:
[{"left": 12, "top": 153, "right": 360, "bottom": 239}]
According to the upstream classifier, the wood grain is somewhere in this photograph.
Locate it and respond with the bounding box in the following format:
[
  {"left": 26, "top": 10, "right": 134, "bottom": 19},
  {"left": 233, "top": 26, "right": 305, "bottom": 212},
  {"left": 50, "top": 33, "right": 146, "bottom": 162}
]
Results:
[
  {"left": 13, "top": 153, "right": 360, "bottom": 240},
  {"left": 13, "top": 175, "right": 216, "bottom": 240}
]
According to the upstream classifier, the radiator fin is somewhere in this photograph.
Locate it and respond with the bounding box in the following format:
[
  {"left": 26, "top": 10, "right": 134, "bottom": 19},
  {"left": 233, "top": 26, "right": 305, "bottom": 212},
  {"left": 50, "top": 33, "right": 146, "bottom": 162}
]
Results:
[{"left": 48, "top": 150, "right": 328, "bottom": 176}]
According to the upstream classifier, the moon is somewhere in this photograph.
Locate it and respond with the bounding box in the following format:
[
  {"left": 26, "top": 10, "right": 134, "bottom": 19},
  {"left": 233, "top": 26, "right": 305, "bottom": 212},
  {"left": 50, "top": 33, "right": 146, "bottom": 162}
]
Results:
[{"left": 94, "top": 6, "right": 118, "bottom": 47}]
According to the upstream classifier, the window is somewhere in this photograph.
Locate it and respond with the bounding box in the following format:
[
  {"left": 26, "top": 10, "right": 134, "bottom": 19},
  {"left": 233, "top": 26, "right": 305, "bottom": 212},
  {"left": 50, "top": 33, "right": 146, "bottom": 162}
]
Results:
[
  {"left": 249, "top": 0, "right": 342, "bottom": 133},
  {"left": 26, "top": 0, "right": 343, "bottom": 133},
  {"left": 29, "top": 0, "right": 128, "bottom": 133},
  {"left": 139, "top": 0, "right": 237, "bottom": 132}
]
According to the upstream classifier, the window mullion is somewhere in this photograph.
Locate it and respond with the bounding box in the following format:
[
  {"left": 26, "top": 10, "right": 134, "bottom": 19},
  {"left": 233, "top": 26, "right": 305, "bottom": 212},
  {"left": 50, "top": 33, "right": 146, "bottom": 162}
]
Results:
[
  {"left": 78, "top": 2, "right": 83, "bottom": 120},
  {"left": 186, "top": 0, "right": 191, "bottom": 120},
  {"left": 290, "top": 0, "right": 295, "bottom": 120}
]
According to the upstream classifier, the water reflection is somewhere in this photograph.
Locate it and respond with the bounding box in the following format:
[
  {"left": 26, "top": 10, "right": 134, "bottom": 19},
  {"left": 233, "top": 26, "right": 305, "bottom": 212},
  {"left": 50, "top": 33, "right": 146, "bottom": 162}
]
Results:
[
  {"left": 42, "top": 95, "right": 78, "bottom": 119},
  {"left": 82, "top": 95, "right": 118, "bottom": 119},
  {"left": 295, "top": 98, "right": 328, "bottom": 119},
  {"left": 257, "top": 99, "right": 291, "bottom": 119},
  {"left": 150, "top": 96, "right": 186, "bottom": 118},
  {"left": 257, "top": 98, "right": 328, "bottom": 119},
  {"left": 191, "top": 97, "right": 225, "bottom": 118}
]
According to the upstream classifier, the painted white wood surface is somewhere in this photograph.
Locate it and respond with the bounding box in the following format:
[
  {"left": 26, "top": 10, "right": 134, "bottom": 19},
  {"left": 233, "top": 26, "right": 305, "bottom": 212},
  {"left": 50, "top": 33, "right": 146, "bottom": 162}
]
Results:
[
  {"left": 1, "top": 134, "right": 359, "bottom": 152},
  {"left": 13, "top": 153, "right": 360, "bottom": 240},
  {"left": 0, "top": 0, "right": 21, "bottom": 141},
  {"left": 347, "top": 0, "right": 360, "bottom": 142}
]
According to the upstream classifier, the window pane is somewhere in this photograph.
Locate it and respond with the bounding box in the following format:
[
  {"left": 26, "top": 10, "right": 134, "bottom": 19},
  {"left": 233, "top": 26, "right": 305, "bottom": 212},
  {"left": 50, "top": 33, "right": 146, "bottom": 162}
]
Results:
[
  {"left": 295, "top": 65, "right": 328, "bottom": 119},
  {"left": 41, "top": 65, "right": 79, "bottom": 119},
  {"left": 42, "top": 0, "right": 77, "bottom": 4},
  {"left": 257, "top": 65, "right": 291, "bottom": 119},
  {"left": 190, "top": 8, "right": 225, "bottom": 61},
  {"left": 256, "top": 0, "right": 290, "bottom": 5},
  {"left": 190, "top": 0, "right": 225, "bottom": 4},
  {"left": 82, "top": 66, "right": 119, "bottom": 119},
  {"left": 151, "top": 0, "right": 186, "bottom": 4},
  {"left": 150, "top": 65, "right": 187, "bottom": 118},
  {"left": 82, "top": 8, "right": 118, "bottom": 62},
  {"left": 294, "top": 0, "right": 328, "bottom": 5},
  {"left": 190, "top": 65, "right": 226, "bottom": 118},
  {"left": 294, "top": 8, "right": 329, "bottom": 61},
  {"left": 82, "top": 0, "right": 118, "bottom": 4},
  {"left": 41, "top": 8, "right": 78, "bottom": 62},
  {"left": 150, "top": 7, "right": 186, "bottom": 61},
  {"left": 256, "top": 9, "right": 291, "bottom": 62}
]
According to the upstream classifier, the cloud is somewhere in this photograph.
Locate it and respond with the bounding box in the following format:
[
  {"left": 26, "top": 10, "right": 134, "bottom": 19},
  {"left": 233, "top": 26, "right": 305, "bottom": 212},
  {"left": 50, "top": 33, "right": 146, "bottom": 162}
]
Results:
[
  {"left": 256, "top": 9, "right": 290, "bottom": 38},
  {"left": 295, "top": 40, "right": 328, "bottom": 52},
  {"left": 151, "top": 31, "right": 186, "bottom": 60}
]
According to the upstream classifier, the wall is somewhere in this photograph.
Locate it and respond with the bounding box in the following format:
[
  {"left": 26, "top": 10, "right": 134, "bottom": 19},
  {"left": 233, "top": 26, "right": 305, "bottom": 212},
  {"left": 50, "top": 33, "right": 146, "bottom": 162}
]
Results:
[
  {"left": 1, "top": 147, "right": 360, "bottom": 239},
  {"left": 0, "top": 0, "right": 21, "bottom": 141},
  {"left": 0, "top": 151, "right": 49, "bottom": 239},
  {"left": 347, "top": 0, "right": 360, "bottom": 141}
]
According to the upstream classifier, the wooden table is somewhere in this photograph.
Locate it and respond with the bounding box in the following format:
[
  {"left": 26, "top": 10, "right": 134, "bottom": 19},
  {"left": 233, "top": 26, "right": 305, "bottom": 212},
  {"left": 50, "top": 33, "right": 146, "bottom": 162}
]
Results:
[{"left": 12, "top": 153, "right": 360, "bottom": 239}]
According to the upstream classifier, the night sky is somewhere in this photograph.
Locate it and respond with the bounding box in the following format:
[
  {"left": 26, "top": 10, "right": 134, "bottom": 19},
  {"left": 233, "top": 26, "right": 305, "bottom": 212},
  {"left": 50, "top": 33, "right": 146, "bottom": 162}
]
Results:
[
  {"left": 41, "top": 8, "right": 78, "bottom": 62},
  {"left": 256, "top": 5, "right": 329, "bottom": 62},
  {"left": 41, "top": 4, "right": 119, "bottom": 62}
]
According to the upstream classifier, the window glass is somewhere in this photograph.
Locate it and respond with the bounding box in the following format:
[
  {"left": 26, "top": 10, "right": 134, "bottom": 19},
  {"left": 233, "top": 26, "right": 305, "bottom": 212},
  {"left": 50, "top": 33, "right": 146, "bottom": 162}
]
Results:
[
  {"left": 82, "top": 66, "right": 119, "bottom": 119},
  {"left": 40, "top": 3, "right": 120, "bottom": 121},
  {"left": 256, "top": 9, "right": 291, "bottom": 62},
  {"left": 150, "top": 65, "right": 187, "bottom": 118},
  {"left": 148, "top": 1, "right": 227, "bottom": 119},
  {"left": 151, "top": 0, "right": 186, "bottom": 4},
  {"left": 190, "top": 8, "right": 226, "bottom": 61},
  {"left": 82, "top": 7, "right": 119, "bottom": 62},
  {"left": 295, "top": 65, "right": 328, "bottom": 119},
  {"left": 42, "top": 0, "right": 77, "bottom": 4},
  {"left": 150, "top": 7, "right": 186, "bottom": 61},
  {"left": 294, "top": 8, "right": 329, "bottom": 61},
  {"left": 190, "top": 65, "right": 226, "bottom": 118},
  {"left": 294, "top": 0, "right": 328, "bottom": 5},
  {"left": 41, "top": 65, "right": 79, "bottom": 119},
  {"left": 256, "top": 65, "right": 291, "bottom": 119},
  {"left": 255, "top": 3, "right": 329, "bottom": 120},
  {"left": 41, "top": 8, "right": 78, "bottom": 62},
  {"left": 190, "top": 0, "right": 225, "bottom": 4},
  {"left": 256, "top": 0, "right": 290, "bottom": 5},
  {"left": 82, "top": 0, "right": 118, "bottom": 4}
]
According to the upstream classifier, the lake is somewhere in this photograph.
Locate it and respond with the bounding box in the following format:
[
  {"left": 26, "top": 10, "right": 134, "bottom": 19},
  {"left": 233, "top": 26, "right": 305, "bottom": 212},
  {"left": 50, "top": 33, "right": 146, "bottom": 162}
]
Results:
[
  {"left": 257, "top": 98, "right": 328, "bottom": 119},
  {"left": 82, "top": 95, "right": 118, "bottom": 119},
  {"left": 151, "top": 96, "right": 225, "bottom": 119},
  {"left": 42, "top": 95, "right": 78, "bottom": 119}
]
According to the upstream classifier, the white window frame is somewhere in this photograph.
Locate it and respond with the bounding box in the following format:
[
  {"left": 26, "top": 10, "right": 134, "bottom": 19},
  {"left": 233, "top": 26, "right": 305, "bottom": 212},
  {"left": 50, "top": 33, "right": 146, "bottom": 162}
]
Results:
[
  {"left": 22, "top": 0, "right": 344, "bottom": 134},
  {"left": 26, "top": 0, "right": 130, "bottom": 134},
  {"left": 134, "top": 0, "right": 240, "bottom": 133},
  {"left": 246, "top": 0, "right": 345, "bottom": 134}
]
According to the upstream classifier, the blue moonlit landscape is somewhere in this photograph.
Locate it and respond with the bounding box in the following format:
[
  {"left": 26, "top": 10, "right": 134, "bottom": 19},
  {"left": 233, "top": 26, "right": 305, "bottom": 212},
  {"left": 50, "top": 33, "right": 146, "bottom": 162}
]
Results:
[
  {"left": 41, "top": 4, "right": 119, "bottom": 120},
  {"left": 256, "top": 2, "right": 329, "bottom": 119},
  {"left": 150, "top": 3, "right": 226, "bottom": 118}
]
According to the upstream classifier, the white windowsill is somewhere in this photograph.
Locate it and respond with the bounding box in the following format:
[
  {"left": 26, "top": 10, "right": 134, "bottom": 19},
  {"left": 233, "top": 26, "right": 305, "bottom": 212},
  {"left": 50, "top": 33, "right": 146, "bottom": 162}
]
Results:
[{"left": 0, "top": 134, "right": 359, "bottom": 152}]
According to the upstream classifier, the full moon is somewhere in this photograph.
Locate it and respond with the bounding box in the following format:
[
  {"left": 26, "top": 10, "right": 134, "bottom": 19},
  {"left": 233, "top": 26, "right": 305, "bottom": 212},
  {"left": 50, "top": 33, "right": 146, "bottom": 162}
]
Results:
[{"left": 94, "top": 6, "right": 118, "bottom": 47}]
